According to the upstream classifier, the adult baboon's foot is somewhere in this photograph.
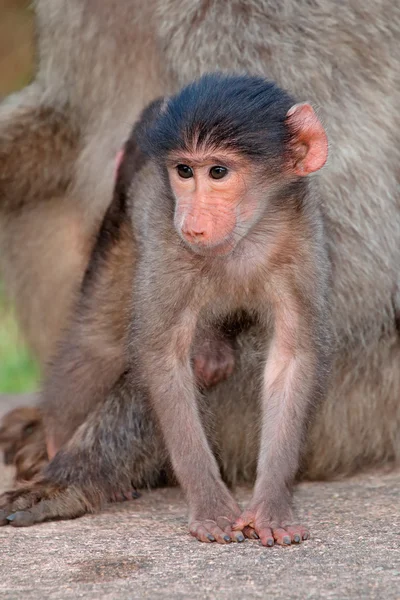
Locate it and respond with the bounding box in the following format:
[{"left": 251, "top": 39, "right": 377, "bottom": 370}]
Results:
[{"left": 0, "top": 407, "right": 48, "bottom": 482}]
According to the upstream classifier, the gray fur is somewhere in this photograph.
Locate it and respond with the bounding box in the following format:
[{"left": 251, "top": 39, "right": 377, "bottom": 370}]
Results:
[{"left": 0, "top": 0, "right": 399, "bottom": 492}]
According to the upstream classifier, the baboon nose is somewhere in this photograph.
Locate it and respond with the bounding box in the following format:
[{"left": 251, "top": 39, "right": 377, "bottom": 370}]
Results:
[
  {"left": 181, "top": 220, "right": 208, "bottom": 244},
  {"left": 183, "top": 229, "right": 206, "bottom": 243}
]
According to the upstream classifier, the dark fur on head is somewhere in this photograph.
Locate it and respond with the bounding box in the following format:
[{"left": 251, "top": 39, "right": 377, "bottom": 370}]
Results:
[{"left": 140, "top": 73, "right": 295, "bottom": 163}]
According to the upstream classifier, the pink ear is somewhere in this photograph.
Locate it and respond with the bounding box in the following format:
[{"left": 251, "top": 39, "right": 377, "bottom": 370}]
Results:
[
  {"left": 286, "top": 103, "right": 328, "bottom": 176},
  {"left": 114, "top": 149, "right": 124, "bottom": 178}
]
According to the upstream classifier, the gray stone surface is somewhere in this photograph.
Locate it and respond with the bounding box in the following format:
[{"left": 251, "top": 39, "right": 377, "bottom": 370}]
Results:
[{"left": 0, "top": 396, "right": 399, "bottom": 599}]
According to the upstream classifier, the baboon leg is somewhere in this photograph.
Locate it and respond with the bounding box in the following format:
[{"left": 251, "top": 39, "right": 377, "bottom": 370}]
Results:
[
  {"left": 0, "top": 407, "right": 47, "bottom": 482},
  {"left": 0, "top": 373, "right": 166, "bottom": 526}
]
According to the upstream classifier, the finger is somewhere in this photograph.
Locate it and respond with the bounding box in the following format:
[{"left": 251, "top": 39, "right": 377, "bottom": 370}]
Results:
[
  {"left": 257, "top": 526, "right": 275, "bottom": 547},
  {"left": 243, "top": 525, "right": 258, "bottom": 540},
  {"left": 301, "top": 527, "right": 309, "bottom": 540},
  {"left": 220, "top": 523, "right": 245, "bottom": 543},
  {"left": 231, "top": 530, "right": 245, "bottom": 543},
  {"left": 190, "top": 519, "right": 234, "bottom": 544},
  {"left": 190, "top": 522, "right": 229, "bottom": 543},
  {"left": 216, "top": 517, "right": 244, "bottom": 543},
  {"left": 232, "top": 513, "right": 252, "bottom": 531},
  {"left": 209, "top": 522, "right": 233, "bottom": 544},
  {"left": 286, "top": 525, "right": 309, "bottom": 543},
  {"left": 190, "top": 526, "right": 214, "bottom": 542},
  {"left": 272, "top": 527, "right": 292, "bottom": 546}
]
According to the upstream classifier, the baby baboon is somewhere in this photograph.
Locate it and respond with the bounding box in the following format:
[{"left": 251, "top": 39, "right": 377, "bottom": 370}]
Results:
[{"left": 0, "top": 1, "right": 399, "bottom": 533}]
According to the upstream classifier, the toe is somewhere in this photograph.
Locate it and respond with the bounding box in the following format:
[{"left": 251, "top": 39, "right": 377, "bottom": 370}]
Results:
[
  {"left": 7, "top": 510, "right": 37, "bottom": 527},
  {"left": 0, "top": 510, "right": 10, "bottom": 526}
]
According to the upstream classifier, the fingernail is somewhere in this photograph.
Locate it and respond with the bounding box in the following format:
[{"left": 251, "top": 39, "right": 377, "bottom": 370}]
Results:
[
  {"left": 302, "top": 532, "right": 309, "bottom": 540},
  {"left": 294, "top": 534, "right": 301, "bottom": 543},
  {"left": 252, "top": 532, "right": 259, "bottom": 539},
  {"left": 283, "top": 536, "right": 291, "bottom": 545},
  {"left": 267, "top": 538, "right": 274, "bottom": 547},
  {"left": 224, "top": 534, "right": 231, "bottom": 542},
  {"left": 6, "top": 514, "right": 16, "bottom": 522},
  {"left": 207, "top": 533, "right": 215, "bottom": 542},
  {"left": 237, "top": 534, "right": 245, "bottom": 543}
]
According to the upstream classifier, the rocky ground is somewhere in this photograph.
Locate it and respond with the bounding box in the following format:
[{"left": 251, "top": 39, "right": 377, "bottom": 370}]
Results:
[{"left": 0, "top": 396, "right": 399, "bottom": 599}]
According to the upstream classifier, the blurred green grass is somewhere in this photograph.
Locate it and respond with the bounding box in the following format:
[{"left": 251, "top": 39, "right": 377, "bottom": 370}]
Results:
[
  {"left": 0, "top": 0, "right": 34, "bottom": 96},
  {"left": 0, "top": 1, "right": 39, "bottom": 393},
  {"left": 0, "top": 286, "right": 40, "bottom": 393}
]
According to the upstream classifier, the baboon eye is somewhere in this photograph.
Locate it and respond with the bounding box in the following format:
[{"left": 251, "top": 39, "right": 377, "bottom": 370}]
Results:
[
  {"left": 177, "top": 164, "right": 193, "bottom": 179},
  {"left": 209, "top": 166, "right": 228, "bottom": 180}
]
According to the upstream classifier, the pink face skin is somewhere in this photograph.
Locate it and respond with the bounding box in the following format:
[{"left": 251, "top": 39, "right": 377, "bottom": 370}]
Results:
[
  {"left": 167, "top": 103, "right": 328, "bottom": 257},
  {"left": 168, "top": 152, "right": 260, "bottom": 255}
]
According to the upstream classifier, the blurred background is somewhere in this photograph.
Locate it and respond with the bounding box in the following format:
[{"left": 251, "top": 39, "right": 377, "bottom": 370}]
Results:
[{"left": 0, "top": 0, "right": 39, "bottom": 392}]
